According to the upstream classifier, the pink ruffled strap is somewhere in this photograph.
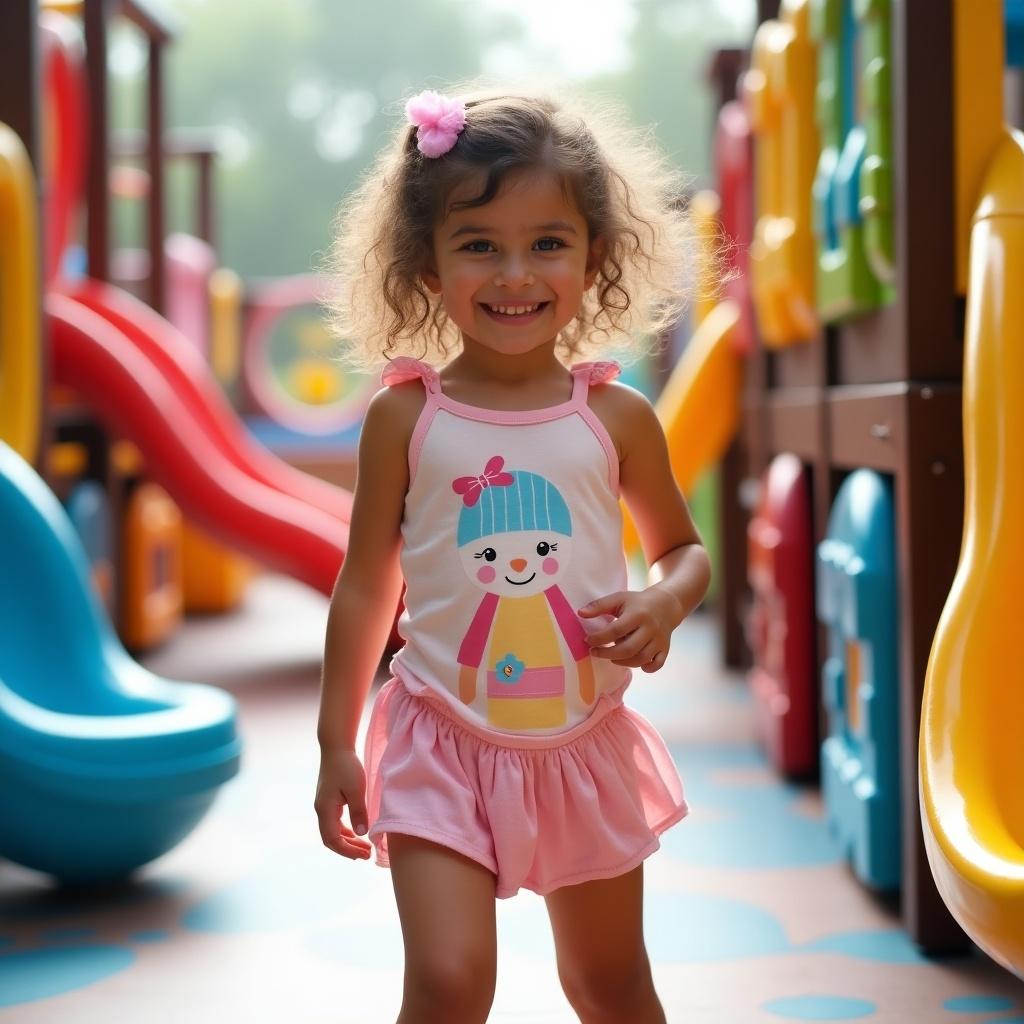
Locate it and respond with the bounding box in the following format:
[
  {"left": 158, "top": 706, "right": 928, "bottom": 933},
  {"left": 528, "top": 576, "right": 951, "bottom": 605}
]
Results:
[
  {"left": 571, "top": 360, "right": 622, "bottom": 385},
  {"left": 380, "top": 356, "right": 442, "bottom": 393}
]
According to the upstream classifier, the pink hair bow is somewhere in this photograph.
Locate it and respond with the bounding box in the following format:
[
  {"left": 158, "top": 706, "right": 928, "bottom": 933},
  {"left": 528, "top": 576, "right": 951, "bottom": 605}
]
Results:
[
  {"left": 452, "top": 455, "right": 514, "bottom": 507},
  {"left": 405, "top": 89, "right": 466, "bottom": 158}
]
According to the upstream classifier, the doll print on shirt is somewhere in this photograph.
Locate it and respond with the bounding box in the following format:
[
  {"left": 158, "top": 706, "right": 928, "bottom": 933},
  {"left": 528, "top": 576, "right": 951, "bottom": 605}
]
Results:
[{"left": 453, "top": 455, "right": 596, "bottom": 731}]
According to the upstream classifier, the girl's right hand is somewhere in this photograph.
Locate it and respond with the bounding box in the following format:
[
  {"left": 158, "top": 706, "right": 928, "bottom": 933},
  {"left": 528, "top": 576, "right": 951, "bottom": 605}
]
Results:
[{"left": 314, "top": 748, "right": 373, "bottom": 860}]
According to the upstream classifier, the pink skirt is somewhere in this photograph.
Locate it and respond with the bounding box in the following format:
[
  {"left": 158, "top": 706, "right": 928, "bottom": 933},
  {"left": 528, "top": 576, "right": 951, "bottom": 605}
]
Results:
[{"left": 363, "top": 676, "right": 689, "bottom": 900}]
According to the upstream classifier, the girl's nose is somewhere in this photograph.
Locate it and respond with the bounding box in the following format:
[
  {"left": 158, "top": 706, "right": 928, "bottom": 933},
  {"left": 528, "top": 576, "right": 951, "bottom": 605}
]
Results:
[
  {"left": 495, "top": 257, "right": 534, "bottom": 288},
  {"left": 510, "top": 558, "right": 527, "bottom": 572}
]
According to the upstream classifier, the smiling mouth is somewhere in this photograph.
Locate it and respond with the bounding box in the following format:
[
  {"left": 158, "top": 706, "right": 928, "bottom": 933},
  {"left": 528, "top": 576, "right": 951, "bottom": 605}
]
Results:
[
  {"left": 480, "top": 302, "right": 549, "bottom": 324},
  {"left": 505, "top": 572, "right": 537, "bottom": 585}
]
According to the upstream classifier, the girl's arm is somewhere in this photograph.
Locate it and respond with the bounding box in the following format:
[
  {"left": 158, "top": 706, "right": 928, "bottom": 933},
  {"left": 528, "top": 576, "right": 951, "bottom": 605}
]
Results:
[
  {"left": 316, "top": 383, "right": 420, "bottom": 751},
  {"left": 580, "top": 385, "right": 712, "bottom": 669}
]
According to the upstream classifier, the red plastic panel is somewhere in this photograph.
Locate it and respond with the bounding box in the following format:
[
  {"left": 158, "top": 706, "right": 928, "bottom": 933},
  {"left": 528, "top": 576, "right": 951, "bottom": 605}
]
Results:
[{"left": 746, "top": 454, "right": 817, "bottom": 776}]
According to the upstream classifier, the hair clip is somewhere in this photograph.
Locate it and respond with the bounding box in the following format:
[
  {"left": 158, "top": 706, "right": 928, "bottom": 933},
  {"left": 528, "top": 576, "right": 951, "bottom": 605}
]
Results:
[{"left": 405, "top": 89, "right": 466, "bottom": 158}]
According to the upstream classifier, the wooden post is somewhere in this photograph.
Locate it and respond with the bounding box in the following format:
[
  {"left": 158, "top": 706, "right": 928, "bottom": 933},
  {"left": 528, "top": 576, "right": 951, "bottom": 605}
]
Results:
[
  {"left": 146, "top": 34, "right": 166, "bottom": 313},
  {"left": 84, "top": 0, "right": 111, "bottom": 285}
]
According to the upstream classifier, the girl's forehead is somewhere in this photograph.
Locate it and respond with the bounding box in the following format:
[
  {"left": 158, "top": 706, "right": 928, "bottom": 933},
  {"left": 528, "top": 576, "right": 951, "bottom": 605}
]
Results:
[{"left": 442, "top": 169, "right": 584, "bottom": 227}]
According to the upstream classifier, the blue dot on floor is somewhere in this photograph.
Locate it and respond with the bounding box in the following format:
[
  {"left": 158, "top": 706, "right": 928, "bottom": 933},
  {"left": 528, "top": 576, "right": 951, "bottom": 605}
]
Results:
[
  {"left": 182, "top": 849, "right": 374, "bottom": 935},
  {"left": 0, "top": 945, "right": 136, "bottom": 1008},
  {"left": 659, "top": 744, "right": 842, "bottom": 870},
  {"left": 799, "top": 929, "right": 928, "bottom": 964},
  {"left": 943, "top": 995, "right": 1016, "bottom": 1013},
  {"left": 762, "top": 995, "right": 877, "bottom": 1020},
  {"left": 645, "top": 890, "right": 792, "bottom": 963}
]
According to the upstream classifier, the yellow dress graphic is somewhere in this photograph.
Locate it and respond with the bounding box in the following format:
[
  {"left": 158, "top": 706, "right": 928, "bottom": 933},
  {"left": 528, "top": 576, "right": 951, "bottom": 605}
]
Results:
[
  {"left": 488, "top": 593, "right": 567, "bottom": 729},
  {"left": 454, "top": 456, "right": 595, "bottom": 731}
]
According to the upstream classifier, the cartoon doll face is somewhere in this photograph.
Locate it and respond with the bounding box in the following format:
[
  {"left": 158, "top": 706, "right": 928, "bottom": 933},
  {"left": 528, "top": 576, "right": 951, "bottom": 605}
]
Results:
[
  {"left": 453, "top": 459, "right": 575, "bottom": 598},
  {"left": 458, "top": 530, "right": 575, "bottom": 598}
]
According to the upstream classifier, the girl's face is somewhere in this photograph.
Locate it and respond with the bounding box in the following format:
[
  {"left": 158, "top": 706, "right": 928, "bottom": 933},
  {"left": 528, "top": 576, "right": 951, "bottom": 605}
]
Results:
[{"left": 421, "top": 168, "right": 603, "bottom": 357}]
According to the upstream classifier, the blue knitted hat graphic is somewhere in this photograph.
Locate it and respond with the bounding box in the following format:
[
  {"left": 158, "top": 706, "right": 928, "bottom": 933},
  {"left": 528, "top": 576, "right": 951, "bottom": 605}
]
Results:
[{"left": 453, "top": 456, "right": 571, "bottom": 547}]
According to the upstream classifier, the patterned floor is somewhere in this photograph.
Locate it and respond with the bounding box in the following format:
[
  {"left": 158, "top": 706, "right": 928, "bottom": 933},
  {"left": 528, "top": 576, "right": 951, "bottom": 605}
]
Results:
[{"left": 2, "top": 572, "right": 1022, "bottom": 1022}]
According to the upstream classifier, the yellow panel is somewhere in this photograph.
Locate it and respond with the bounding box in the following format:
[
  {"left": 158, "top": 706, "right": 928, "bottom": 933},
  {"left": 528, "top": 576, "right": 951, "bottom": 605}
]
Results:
[
  {"left": 845, "top": 638, "right": 862, "bottom": 735},
  {"left": 182, "top": 519, "right": 256, "bottom": 613},
  {"left": 209, "top": 266, "right": 243, "bottom": 386},
  {"left": 621, "top": 301, "right": 741, "bottom": 556},
  {"left": 953, "top": 0, "right": 1003, "bottom": 294},
  {"left": 111, "top": 440, "right": 145, "bottom": 476},
  {"left": 0, "top": 123, "right": 41, "bottom": 463},
  {"left": 47, "top": 441, "right": 88, "bottom": 478},
  {"left": 689, "top": 190, "right": 724, "bottom": 327},
  {"left": 920, "top": 130, "right": 1024, "bottom": 979},
  {"left": 745, "top": 0, "right": 820, "bottom": 346}
]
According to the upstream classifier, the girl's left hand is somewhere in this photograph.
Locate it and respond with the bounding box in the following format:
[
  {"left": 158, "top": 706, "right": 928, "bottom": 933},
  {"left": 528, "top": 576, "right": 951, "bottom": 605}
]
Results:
[{"left": 578, "top": 587, "right": 684, "bottom": 672}]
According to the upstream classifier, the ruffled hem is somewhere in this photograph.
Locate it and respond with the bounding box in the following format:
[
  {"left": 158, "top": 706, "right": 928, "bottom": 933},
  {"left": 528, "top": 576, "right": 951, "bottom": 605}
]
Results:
[{"left": 363, "top": 677, "right": 688, "bottom": 899}]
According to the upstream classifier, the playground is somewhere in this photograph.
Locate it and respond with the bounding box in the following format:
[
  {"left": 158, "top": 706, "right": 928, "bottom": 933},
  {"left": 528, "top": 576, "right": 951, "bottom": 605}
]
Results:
[{"left": 1, "top": 0, "right": 1024, "bottom": 1020}]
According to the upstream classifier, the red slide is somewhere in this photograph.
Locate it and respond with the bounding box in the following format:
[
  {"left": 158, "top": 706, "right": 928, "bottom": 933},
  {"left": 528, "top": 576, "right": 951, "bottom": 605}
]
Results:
[
  {"left": 62, "top": 279, "right": 354, "bottom": 524},
  {"left": 47, "top": 291, "right": 348, "bottom": 597}
]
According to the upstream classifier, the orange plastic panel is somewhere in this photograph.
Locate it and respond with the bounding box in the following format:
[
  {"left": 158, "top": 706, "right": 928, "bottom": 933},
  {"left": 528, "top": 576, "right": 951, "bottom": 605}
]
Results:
[{"left": 120, "top": 482, "right": 183, "bottom": 651}]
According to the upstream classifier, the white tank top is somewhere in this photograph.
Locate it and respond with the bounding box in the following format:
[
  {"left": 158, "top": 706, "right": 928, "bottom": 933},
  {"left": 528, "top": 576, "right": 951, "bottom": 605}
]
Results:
[{"left": 381, "top": 356, "right": 632, "bottom": 737}]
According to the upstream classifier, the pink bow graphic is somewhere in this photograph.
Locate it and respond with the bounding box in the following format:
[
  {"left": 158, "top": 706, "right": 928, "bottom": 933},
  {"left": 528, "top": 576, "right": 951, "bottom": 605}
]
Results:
[{"left": 452, "top": 456, "right": 514, "bottom": 507}]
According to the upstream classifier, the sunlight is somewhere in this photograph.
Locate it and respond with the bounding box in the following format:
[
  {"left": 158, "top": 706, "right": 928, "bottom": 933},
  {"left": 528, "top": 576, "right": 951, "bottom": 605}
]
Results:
[{"left": 475, "top": 0, "right": 755, "bottom": 79}]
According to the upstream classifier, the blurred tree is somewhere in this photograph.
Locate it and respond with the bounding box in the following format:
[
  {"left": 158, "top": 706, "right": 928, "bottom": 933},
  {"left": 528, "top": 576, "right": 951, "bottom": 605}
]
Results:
[
  {"left": 588, "top": 0, "right": 747, "bottom": 184},
  {"left": 108, "top": 0, "right": 750, "bottom": 279}
]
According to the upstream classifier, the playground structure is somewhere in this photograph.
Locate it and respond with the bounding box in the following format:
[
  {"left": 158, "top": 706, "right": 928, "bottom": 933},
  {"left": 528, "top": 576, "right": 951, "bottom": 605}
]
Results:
[
  {"left": 0, "top": 0, "right": 369, "bottom": 884},
  {"left": 1, "top": 0, "right": 1023, "bottom": 986},
  {"left": 696, "top": 0, "right": 1022, "bottom": 976}
]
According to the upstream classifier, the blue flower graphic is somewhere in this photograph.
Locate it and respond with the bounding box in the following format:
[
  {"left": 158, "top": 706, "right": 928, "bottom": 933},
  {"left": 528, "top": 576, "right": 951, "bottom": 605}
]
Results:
[{"left": 495, "top": 653, "right": 525, "bottom": 684}]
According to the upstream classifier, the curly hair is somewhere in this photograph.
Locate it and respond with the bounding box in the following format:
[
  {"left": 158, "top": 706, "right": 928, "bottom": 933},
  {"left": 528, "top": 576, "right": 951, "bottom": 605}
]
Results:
[{"left": 319, "top": 79, "right": 716, "bottom": 373}]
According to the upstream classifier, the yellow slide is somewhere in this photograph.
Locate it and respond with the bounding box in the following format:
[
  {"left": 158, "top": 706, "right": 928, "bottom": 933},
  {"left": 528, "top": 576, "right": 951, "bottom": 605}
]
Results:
[
  {"left": 919, "top": 128, "right": 1024, "bottom": 980},
  {"left": 621, "top": 298, "right": 741, "bottom": 556}
]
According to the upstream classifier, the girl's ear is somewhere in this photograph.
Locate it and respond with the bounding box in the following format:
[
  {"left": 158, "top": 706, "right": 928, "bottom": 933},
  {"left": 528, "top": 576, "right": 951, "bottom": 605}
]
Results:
[
  {"left": 421, "top": 266, "right": 442, "bottom": 294},
  {"left": 421, "top": 252, "right": 442, "bottom": 294},
  {"left": 584, "top": 236, "right": 606, "bottom": 290}
]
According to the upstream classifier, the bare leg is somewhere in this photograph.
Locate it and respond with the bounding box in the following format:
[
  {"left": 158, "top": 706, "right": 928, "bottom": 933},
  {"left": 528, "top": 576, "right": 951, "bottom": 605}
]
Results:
[
  {"left": 544, "top": 862, "right": 666, "bottom": 1024},
  {"left": 388, "top": 832, "right": 499, "bottom": 1024}
]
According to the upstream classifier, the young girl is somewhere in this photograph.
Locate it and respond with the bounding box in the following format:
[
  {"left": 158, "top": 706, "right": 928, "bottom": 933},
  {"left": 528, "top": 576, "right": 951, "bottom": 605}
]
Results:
[{"left": 314, "top": 83, "right": 712, "bottom": 1024}]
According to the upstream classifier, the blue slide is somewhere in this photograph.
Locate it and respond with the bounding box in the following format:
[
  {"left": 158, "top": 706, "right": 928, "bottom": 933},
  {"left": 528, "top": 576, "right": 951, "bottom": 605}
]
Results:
[{"left": 0, "top": 441, "right": 241, "bottom": 884}]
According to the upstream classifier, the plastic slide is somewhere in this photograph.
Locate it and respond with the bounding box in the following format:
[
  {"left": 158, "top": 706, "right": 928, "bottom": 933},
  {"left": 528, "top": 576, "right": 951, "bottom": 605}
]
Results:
[
  {"left": 62, "top": 278, "right": 353, "bottom": 525},
  {"left": 622, "top": 299, "right": 743, "bottom": 555},
  {"left": 919, "top": 129, "right": 1024, "bottom": 979},
  {"left": 47, "top": 291, "right": 348, "bottom": 597},
  {"left": 0, "top": 440, "right": 241, "bottom": 883}
]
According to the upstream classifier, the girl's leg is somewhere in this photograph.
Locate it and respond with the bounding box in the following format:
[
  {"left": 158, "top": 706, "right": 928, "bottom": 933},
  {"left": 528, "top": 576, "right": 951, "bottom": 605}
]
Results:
[
  {"left": 544, "top": 862, "right": 666, "bottom": 1024},
  {"left": 387, "top": 832, "right": 499, "bottom": 1024}
]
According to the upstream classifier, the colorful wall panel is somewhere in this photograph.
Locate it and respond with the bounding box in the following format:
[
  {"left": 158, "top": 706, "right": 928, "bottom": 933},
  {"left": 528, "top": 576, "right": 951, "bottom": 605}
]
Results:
[
  {"left": 810, "top": 0, "right": 895, "bottom": 321},
  {"left": 745, "top": 0, "right": 820, "bottom": 346},
  {"left": 817, "top": 470, "right": 901, "bottom": 890}
]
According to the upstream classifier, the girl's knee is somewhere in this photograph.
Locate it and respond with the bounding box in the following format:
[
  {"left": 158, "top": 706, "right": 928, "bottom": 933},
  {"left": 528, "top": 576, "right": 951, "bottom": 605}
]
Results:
[
  {"left": 402, "top": 955, "right": 496, "bottom": 1021},
  {"left": 559, "top": 956, "right": 655, "bottom": 1020}
]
